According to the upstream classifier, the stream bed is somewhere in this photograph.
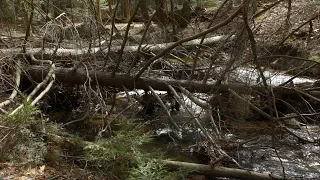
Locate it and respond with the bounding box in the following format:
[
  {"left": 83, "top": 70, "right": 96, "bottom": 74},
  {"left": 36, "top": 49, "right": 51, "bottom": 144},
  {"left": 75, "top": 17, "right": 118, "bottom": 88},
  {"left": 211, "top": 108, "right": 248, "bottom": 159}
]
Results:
[{"left": 52, "top": 68, "right": 319, "bottom": 179}]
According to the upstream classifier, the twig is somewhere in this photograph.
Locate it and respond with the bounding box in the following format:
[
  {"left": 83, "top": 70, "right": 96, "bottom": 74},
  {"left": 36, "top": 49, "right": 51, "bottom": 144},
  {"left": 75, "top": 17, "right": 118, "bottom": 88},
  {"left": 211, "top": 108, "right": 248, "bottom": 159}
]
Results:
[
  {"left": 103, "top": 0, "right": 121, "bottom": 69},
  {"left": 278, "top": 11, "right": 320, "bottom": 46},
  {"left": 148, "top": 86, "right": 181, "bottom": 136},
  {"left": 253, "top": 0, "right": 284, "bottom": 19},
  {"left": 228, "top": 89, "right": 273, "bottom": 121},
  {"left": 202, "top": 32, "right": 235, "bottom": 84},
  {"left": 283, "top": 125, "right": 317, "bottom": 143},
  {"left": 293, "top": 88, "right": 320, "bottom": 102},
  {"left": 272, "top": 135, "right": 286, "bottom": 179},
  {"left": 27, "top": 63, "right": 55, "bottom": 101},
  {"left": 276, "top": 112, "right": 320, "bottom": 121},
  {"left": 112, "top": 0, "right": 143, "bottom": 77},
  {"left": 128, "top": 9, "right": 158, "bottom": 74},
  {"left": 10, "top": 59, "right": 55, "bottom": 115},
  {"left": 178, "top": 87, "right": 208, "bottom": 109},
  {"left": 22, "top": 0, "right": 35, "bottom": 54},
  {"left": 189, "top": 0, "right": 230, "bottom": 80},
  {"left": 178, "top": 86, "right": 221, "bottom": 137},
  {"left": 0, "top": 59, "right": 21, "bottom": 109},
  {"left": 243, "top": 3, "right": 268, "bottom": 90},
  {"left": 30, "top": 77, "right": 54, "bottom": 107},
  {"left": 122, "top": 85, "right": 132, "bottom": 103},
  {"left": 258, "top": 55, "right": 320, "bottom": 65},
  {"left": 280, "top": 63, "right": 317, "bottom": 86},
  {"left": 134, "top": 1, "right": 248, "bottom": 80},
  {"left": 0, "top": 38, "right": 9, "bottom": 48},
  {"left": 168, "top": 85, "right": 240, "bottom": 167}
]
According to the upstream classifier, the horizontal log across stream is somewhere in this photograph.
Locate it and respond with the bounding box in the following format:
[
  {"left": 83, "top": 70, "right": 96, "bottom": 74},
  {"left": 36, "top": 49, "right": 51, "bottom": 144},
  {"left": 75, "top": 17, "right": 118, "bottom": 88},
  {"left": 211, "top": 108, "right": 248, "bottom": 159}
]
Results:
[{"left": 26, "top": 65, "right": 320, "bottom": 99}]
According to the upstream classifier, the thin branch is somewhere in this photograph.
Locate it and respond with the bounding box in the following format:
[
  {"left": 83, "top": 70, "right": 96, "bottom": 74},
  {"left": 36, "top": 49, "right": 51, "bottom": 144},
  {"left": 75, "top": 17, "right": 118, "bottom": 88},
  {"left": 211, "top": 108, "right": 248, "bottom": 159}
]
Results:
[
  {"left": 253, "top": 0, "right": 285, "bottom": 19},
  {"left": 293, "top": 88, "right": 320, "bottom": 102},
  {"left": 280, "top": 63, "right": 318, "bottom": 86},
  {"left": 10, "top": 61, "right": 55, "bottom": 115},
  {"left": 278, "top": 11, "right": 320, "bottom": 46},
  {"left": 243, "top": 3, "right": 268, "bottom": 89},
  {"left": 0, "top": 60, "right": 21, "bottom": 109},
  {"left": 178, "top": 86, "right": 221, "bottom": 137},
  {"left": 112, "top": 0, "right": 143, "bottom": 77},
  {"left": 189, "top": 0, "right": 230, "bottom": 80},
  {"left": 22, "top": 0, "right": 35, "bottom": 54},
  {"left": 283, "top": 125, "right": 317, "bottom": 143},
  {"left": 258, "top": 55, "right": 320, "bottom": 65},
  {"left": 128, "top": 10, "right": 158, "bottom": 74},
  {"left": 228, "top": 89, "right": 273, "bottom": 121},
  {"left": 148, "top": 86, "right": 181, "bottom": 134},
  {"left": 103, "top": 0, "right": 121, "bottom": 69},
  {"left": 178, "top": 87, "right": 209, "bottom": 109},
  {"left": 134, "top": 1, "right": 248, "bottom": 80},
  {"left": 168, "top": 85, "right": 240, "bottom": 167}
]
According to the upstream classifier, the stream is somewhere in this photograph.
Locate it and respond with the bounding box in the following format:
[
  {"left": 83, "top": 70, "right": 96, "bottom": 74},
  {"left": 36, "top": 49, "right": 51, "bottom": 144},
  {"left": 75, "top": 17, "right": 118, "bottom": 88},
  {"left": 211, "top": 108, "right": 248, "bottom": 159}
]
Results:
[{"left": 53, "top": 68, "right": 319, "bottom": 179}]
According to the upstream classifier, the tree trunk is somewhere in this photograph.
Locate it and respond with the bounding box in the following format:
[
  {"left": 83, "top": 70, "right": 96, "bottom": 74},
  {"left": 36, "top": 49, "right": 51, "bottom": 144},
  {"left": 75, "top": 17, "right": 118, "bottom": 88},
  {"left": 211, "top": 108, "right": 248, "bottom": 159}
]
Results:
[
  {"left": 1, "top": 35, "right": 231, "bottom": 57},
  {"left": 26, "top": 65, "right": 251, "bottom": 94},
  {"left": 160, "top": 160, "right": 284, "bottom": 180},
  {"left": 96, "top": 0, "right": 102, "bottom": 22},
  {"left": 125, "top": 0, "right": 131, "bottom": 22},
  {"left": 25, "top": 65, "right": 320, "bottom": 100}
]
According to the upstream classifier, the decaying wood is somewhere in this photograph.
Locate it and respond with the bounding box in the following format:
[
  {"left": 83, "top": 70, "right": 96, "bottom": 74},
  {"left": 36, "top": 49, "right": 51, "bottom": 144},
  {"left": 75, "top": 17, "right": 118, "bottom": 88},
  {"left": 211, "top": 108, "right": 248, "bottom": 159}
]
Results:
[
  {"left": 160, "top": 160, "right": 284, "bottom": 180},
  {"left": 26, "top": 65, "right": 320, "bottom": 98},
  {"left": 0, "top": 35, "right": 231, "bottom": 57},
  {"left": 26, "top": 65, "right": 251, "bottom": 94}
]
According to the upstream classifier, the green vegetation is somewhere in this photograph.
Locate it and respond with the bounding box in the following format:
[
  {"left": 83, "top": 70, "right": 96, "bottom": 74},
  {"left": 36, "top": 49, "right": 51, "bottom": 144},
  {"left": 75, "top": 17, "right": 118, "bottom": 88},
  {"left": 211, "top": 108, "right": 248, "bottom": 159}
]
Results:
[
  {"left": 84, "top": 121, "right": 190, "bottom": 179},
  {"left": 0, "top": 99, "right": 46, "bottom": 164}
]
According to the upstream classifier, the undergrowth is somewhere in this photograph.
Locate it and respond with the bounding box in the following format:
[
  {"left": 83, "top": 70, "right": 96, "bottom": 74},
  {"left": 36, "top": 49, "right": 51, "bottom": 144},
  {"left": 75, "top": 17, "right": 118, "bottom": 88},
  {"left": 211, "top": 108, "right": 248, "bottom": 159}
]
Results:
[
  {"left": 84, "top": 121, "right": 190, "bottom": 179},
  {"left": 0, "top": 98, "right": 47, "bottom": 164},
  {"left": 0, "top": 98, "right": 190, "bottom": 179}
]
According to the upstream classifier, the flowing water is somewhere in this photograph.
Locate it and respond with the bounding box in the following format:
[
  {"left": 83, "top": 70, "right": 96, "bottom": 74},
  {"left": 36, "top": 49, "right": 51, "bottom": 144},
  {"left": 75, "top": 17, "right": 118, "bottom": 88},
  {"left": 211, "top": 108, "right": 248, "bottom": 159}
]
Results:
[{"left": 54, "top": 68, "right": 319, "bottom": 179}]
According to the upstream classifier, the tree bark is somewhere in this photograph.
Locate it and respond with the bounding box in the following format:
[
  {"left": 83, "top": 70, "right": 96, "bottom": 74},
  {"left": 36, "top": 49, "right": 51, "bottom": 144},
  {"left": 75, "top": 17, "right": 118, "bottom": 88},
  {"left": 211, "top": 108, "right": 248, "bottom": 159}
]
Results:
[
  {"left": 96, "top": 0, "right": 102, "bottom": 22},
  {"left": 25, "top": 65, "right": 320, "bottom": 100},
  {"left": 1, "top": 35, "right": 231, "bottom": 57},
  {"left": 26, "top": 65, "right": 250, "bottom": 94},
  {"left": 160, "top": 160, "right": 284, "bottom": 180}
]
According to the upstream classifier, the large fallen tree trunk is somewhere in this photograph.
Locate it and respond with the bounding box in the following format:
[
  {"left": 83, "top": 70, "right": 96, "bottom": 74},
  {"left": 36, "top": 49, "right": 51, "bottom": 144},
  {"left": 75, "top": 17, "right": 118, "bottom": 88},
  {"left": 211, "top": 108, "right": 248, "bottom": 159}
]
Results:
[
  {"left": 26, "top": 65, "right": 250, "bottom": 94},
  {"left": 161, "top": 160, "right": 284, "bottom": 180},
  {"left": 0, "top": 35, "right": 230, "bottom": 57},
  {"left": 26, "top": 65, "right": 320, "bottom": 98}
]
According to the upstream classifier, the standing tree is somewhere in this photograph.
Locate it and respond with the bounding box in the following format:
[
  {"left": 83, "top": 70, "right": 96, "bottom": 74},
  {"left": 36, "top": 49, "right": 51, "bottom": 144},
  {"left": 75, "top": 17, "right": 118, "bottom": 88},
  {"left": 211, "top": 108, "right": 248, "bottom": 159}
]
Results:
[{"left": 96, "top": 0, "right": 102, "bottom": 22}]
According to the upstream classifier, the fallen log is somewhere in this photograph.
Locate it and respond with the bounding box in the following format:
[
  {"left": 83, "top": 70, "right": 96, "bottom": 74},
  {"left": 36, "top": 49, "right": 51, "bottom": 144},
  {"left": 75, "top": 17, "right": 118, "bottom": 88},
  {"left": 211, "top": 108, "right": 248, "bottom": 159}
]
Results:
[
  {"left": 25, "top": 65, "right": 320, "bottom": 97},
  {"left": 25, "top": 65, "right": 251, "bottom": 94},
  {"left": 161, "top": 160, "right": 284, "bottom": 180},
  {"left": 0, "top": 35, "right": 230, "bottom": 57}
]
